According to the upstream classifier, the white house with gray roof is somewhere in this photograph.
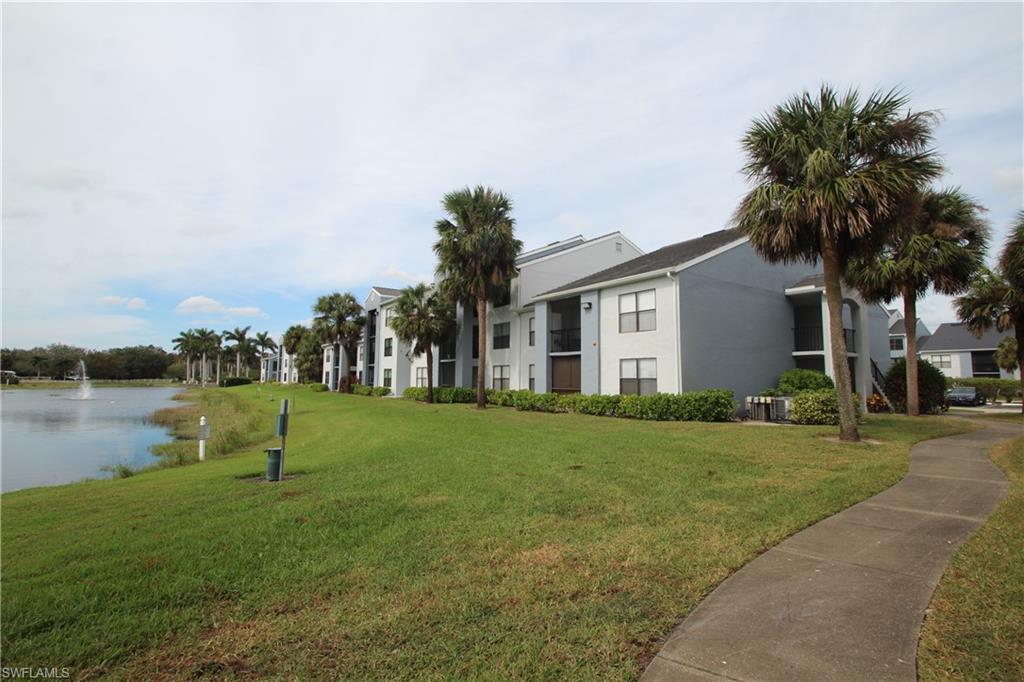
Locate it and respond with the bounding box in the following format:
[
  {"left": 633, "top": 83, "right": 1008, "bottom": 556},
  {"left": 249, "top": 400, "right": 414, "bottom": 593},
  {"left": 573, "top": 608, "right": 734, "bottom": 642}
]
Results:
[{"left": 918, "top": 323, "right": 1019, "bottom": 379}]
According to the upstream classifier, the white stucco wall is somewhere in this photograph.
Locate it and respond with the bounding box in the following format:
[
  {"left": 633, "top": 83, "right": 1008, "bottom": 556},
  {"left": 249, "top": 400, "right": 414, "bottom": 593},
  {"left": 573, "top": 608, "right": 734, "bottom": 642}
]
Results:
[
  {"left": 515, "top": 235, "right": 643, "bottom": 307},
  {"left": 598, "top": 275, "right": 679, "bottom": 395}
]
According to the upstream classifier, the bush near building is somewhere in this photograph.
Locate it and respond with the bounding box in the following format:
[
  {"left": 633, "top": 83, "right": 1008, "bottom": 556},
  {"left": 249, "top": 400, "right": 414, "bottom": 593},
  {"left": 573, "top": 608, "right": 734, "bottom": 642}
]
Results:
[
  {"left": 946, "top": 377, "right": 1021, "bottom": 403},
  {"left": 884, "top": 358, "right": 948, "bottom": 414},
  {"left": 403, "top": 387, "right": 736, "bottom": 422},
  {"left": 790, "top": 388, "right": 863, "bottom": 425}
]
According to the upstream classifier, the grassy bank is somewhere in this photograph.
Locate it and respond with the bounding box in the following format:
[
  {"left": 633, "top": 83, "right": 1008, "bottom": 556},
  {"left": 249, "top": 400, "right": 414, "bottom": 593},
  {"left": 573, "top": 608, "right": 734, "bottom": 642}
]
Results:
[
  {"left": 149, "top": 389, "right": 271, "bottom": 467},
  {"left": 918, "top": 434, "right": 1024, "bottom": 681},
  {"left": 1, "top": 387, "right": 974, "bottom": 679}
]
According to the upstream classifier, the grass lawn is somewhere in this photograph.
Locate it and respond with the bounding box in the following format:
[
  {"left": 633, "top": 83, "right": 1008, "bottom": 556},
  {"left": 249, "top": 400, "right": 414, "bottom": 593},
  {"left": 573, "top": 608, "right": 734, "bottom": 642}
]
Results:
[
  {"left": 1, "top": 387, "right": 974, "bottom": 679},
  {"left": 918, "top": 434, "right": 1024, "bottom": 681}
]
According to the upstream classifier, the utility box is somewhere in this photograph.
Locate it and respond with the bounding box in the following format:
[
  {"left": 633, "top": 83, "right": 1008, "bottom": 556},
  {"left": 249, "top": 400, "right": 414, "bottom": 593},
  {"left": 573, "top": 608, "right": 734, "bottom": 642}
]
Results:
[
  {"left": 275, "top": 414, "right": 289, "bottom": 437},
  {"left": 266, "top": 447, "right": 283, "bottom": 481}
]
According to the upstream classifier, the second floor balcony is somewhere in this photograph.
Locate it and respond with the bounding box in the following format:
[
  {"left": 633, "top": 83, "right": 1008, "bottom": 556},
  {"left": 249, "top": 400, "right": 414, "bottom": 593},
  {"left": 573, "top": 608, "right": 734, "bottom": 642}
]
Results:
[
  {"left": 794, "top": 326, "right": 855, "bottom": 353},
  {"left": 550, "top": 327, "right": 581, "bottom": 353}
]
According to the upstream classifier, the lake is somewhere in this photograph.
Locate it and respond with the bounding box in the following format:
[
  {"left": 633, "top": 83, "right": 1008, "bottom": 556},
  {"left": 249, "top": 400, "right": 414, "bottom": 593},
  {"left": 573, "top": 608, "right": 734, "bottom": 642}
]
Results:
[{"left": 1, "top": 386, "right": 182, "bottom": 493}]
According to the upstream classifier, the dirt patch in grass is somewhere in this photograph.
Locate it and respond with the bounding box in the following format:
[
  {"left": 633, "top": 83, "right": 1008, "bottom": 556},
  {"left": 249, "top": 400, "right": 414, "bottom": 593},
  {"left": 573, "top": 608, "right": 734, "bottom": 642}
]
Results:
[{"left": 518, "top": 544, "right": 565, "bottom": 567}]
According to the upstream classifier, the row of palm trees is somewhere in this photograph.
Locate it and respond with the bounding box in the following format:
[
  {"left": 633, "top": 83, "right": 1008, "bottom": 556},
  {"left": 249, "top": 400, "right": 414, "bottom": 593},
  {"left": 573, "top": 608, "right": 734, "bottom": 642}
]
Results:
[
  {"left": 171, "top": 326, "right": 278, "bottom": 386},
  {"left": 735, "top": 85, "right": 1024, "bottom": 438}
]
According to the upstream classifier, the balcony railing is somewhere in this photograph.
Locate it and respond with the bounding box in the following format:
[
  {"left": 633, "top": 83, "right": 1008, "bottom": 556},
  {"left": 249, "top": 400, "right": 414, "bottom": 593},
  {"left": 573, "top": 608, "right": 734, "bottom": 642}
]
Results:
[
  {"left": 550, "top": 327, "right": 581, "bottom": 353},
  {"left": 793, "top": 326, "right": 856, "bottom": 353}
]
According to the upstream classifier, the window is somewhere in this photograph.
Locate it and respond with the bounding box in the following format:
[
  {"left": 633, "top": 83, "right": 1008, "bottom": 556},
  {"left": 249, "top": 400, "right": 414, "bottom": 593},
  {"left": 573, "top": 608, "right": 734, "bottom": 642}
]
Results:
[
  {"left": 929, "top": 354, "right": 951, "bottom": 369},
  {"left": 615, "top": 241, "right": 622, "bottom": 253},
  {"left": 383, "top": 368, "right": 392, "bottom": 388},
  {"left": 619, "top": 289, "right": 656, "bottom": 333},
  {"left": 471, "top": 365, "right": 478, "bottom": 386},
  {"left": 385, "top": 308, "right": 394, "bottom": 325},
  {"left": 528, "top": 317, "right": 535, "bottom": 346},
  {"left": 492, "top": 365, "right": 510, "bottom": 390},
  {"left": 472, "top": 325, "right": 479, "bottom": 359},
  {"left": 889, "top": 337, "right": 904, "bottom": 351},
  {"left": 971, "top": 351, "right": 1000, "bottom": 377},
  {"left": 493, "top": 322, "right": 510, "bottom": 349},
  {"left": 384, "top": 338, "right": 393, "bottom": 357},
  {"left": 416, "top": 367, "right": 428, "bottom": 387},
  {"left": 529, "top": 364, "right": 535, "bottom": 392},
  {"left": 495, "top": 283, "right": 511, "bottom": 308},
  {"left": 620, "top": 358, "right": 657, "bottom": 395}
]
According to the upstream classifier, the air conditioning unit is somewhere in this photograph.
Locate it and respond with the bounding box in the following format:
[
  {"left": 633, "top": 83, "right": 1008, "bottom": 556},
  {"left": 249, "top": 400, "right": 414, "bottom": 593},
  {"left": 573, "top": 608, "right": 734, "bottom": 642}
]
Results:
[
  {"left": 772, "top": 396, "right": 794, "bottom": 422},
  {"left": 745, "top": 396, "right": 795, "bottom": 422}
]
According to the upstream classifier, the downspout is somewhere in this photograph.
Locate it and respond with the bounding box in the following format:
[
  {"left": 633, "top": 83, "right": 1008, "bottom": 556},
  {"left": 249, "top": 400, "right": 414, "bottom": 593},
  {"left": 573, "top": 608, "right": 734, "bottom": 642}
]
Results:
[{"left": 668, "top": 270, "right": 682, "bottom": 393}]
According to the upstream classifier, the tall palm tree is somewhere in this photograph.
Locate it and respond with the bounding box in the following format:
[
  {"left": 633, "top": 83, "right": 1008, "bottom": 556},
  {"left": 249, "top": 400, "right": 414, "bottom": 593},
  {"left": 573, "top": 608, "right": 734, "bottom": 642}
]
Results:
[
  {"left": 846, "top": 188, "right": 988, "bottom": 415},
  {"left": 223, "top": 326, "right": 251, "bottom": 377},
  {"left": 956, "top": 211, "right": 1024, "bottom": 413},
  {"left": 172, "top": 329, "right": 197, "bottom": 384},
  {"left": 312, "top": 293, "right": 365, "bottom": 390},
  {"left": 391, "top": 283, "right": 456, "bottom": 403},
  {"left": 433, "top": 186, "right": 522, "bottom": 409},
  {"left": 734, "top": 86, "right": 942, "bottom": 440},
  {"left": 194, "top": 328, "right": 219, "bottom": 387},
  {"left": 213, "top": 333, "right": 223, "bottom": 386},
  {"left": 282, "top": 325, "right": 307, "bottom": 357},
  {"left": 255, "top": 331, "right": 278, "bottom": 381}
]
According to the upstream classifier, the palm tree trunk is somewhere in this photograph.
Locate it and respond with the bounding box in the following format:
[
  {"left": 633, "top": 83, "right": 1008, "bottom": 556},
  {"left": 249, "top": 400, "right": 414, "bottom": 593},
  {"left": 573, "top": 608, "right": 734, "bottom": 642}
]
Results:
[
  {"left": 235, "top": 352, "right": 240, "bottom": 378},
  {"left": 201, "top": 352, "right": 208, "bottom": 387},
  {"left": 1015, "top": 314, "right": 1024, "bottom": 416},
  {"left": 822, "top": 240, "right": 860, "bottom": 441},
  {"left": 426, "top": 345, "right": 435, "bottom": 404},
  {"left": 903, "top": 286, "right": 920, "bottom": 416},
  {"left": 216, "top": 356, "right": 221, "bottom": 386},
  {"left": 476, "top": 297, "right": 488, "bottom": 409},
  {"left": 187, "top": 355, "right": 193, "bottom": 383}
]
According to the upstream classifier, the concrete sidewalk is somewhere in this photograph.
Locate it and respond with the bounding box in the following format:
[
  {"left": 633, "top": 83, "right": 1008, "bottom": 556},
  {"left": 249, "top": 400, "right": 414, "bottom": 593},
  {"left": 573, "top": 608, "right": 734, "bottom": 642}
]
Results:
[{"left": 641, "top": 420, "right": 1023, "bottom": 682}]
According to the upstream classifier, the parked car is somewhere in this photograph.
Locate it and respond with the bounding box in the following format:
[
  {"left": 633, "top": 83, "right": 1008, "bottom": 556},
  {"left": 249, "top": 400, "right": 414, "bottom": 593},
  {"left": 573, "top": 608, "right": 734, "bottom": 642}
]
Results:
[{"left": 947, "top": 386, "right": 985, "bottom": 407}]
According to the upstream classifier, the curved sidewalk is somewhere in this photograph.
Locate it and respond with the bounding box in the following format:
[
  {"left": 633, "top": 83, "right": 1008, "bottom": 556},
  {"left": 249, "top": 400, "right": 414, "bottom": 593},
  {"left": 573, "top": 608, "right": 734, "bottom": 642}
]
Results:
[{"left": 641, "top": 419, "right": 1023, "bottom": 682}]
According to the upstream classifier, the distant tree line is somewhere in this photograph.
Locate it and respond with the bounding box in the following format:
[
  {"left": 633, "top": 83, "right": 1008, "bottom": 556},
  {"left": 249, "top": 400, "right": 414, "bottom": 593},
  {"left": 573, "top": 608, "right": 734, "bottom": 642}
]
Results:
[{"left": 0, "top": 344, "right": 175, "bottom": 380}]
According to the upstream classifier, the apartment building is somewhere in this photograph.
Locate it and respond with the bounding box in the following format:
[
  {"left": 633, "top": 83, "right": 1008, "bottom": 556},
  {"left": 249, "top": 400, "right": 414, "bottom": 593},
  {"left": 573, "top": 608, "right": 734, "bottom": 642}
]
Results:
[{"left": 918, "top": 323, "right": 1019, "bottom": 379}]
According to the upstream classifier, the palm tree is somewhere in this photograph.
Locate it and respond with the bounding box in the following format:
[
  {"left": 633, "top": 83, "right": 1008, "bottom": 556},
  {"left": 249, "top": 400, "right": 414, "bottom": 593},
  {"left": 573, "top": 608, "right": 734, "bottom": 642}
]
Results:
[
  {"left": 282, "top": 325, "right": 308, "bottom": 383},
  {"left": 995, "top": 337, "right": 1018, "bottom": 376},
  {"left": 734, "top": 86, "right": 942, "bottom": 440},
  {"left": 391, "top": 284, "right": 456, "bottom": 403},
  {"left": 313, "top": 293, "right": 365, "bottom": 391},
  {"left": 846, "top": 188, "right": 988, "bottom": 415},
  {"left": 223, "top": 326, "right": 251, "bottom": 377},
  {"left": 255, "top": 331, "right": 278, "bottom": 381},
  {"left": 956, "top": 211, "right": 1024, "bottom": 413},
  {"left": 433, "top": 186, "right": 522, "bottom": 408},
  {"left": 193, "top": 328, "right": 220, "bottom": 387},
  {"left": 29, "top": 354, "right": 47, "bottom": 379},
  {"left": 172, "top": 329, "right": 197, "bottom": 383},
  {"left": 213, "top": 333, "right": 223, "bottom": 386}
]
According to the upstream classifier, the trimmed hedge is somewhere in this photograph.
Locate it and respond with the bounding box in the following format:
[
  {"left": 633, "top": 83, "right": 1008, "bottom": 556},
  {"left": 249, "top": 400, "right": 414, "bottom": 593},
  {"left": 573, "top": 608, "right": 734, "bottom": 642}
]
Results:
[
  {"left": 308, "top": 383, "right": 328, "bottom": 392},
  {"left": 885, "top": 358, "right": 948, "bottom": 414},
  {"left": 790, "top": 388, "right": 863, "bottom": 425},
  {"left": 352, "top": 384, "right": 391, "bottom": 397},
  {"left": 946, "top": 377, "right": 1021, "bottom": 403},
  {"left": 219, "top": 377, "right": 252, "bottom": 387},
  {"left": 403, "top": 386, "right": 736, "bottom": 422},
  {"left": 777, "top": 369, "right": 834, "bottom": 395}
]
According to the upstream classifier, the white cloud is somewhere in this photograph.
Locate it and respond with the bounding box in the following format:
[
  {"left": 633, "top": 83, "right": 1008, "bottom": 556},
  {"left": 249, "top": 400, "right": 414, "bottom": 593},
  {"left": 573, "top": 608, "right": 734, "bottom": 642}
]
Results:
[
  {"left": 99, "top": 295, "right": 147, "bottom": 310},
  {"left": 379, "top": 265, "right": 431, "bottom": 286},
  {"left": 174, "top": 295, "right": 266, "bottom": 319}
]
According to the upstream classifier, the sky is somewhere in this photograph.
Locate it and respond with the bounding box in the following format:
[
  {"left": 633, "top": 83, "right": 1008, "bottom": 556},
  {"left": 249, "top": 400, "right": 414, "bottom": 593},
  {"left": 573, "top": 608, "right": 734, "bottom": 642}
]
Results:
[{"left": 2, "top": 2, "right": 1022, "bottom": 351}]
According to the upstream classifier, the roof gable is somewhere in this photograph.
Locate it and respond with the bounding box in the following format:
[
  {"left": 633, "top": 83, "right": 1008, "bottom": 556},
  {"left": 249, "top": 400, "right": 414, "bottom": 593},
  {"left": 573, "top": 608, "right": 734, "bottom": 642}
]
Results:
[{"left": 918, "top": 323, "right": 1014, "bottom": 351}]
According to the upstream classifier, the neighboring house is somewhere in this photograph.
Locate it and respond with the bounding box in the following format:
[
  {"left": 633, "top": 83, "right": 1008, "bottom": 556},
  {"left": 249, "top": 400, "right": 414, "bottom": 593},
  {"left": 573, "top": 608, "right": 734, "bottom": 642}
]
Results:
[
  {"left": 918, "top": 323, "right": 1019, "bottom": 380},
  {"left": 533, "top": 229, "right": 891, "bottom": 411},
  {"left": 259, "top": 339, "right": 299, "bottom": 384},
  {"left": 886, "top": 310, "right": 931, "bottom": 359}
]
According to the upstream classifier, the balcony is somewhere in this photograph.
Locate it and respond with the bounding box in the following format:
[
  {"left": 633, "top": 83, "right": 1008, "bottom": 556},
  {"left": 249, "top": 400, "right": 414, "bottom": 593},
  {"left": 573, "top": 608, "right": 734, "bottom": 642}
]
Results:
[
  {"left": 793, "top": 326, "right": 855, "bottom": 353},
  {"left": 550, "top": 327, "right": 581, "bottom": 353}
]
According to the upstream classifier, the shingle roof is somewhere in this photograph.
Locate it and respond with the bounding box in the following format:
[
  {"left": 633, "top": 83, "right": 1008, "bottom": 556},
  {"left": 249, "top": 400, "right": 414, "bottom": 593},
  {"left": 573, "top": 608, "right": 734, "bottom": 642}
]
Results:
[
  {"left": 538, "top": 228, "right": 744, "bottom": 297},
  {"left": 790, "top": 273, "right": 825, "bottom": 289},
  {"left": 373, "top": 286, "right": 403, "bottom": 297},
  {"left": 918, "top": 323, "right": 1014, "bottom": 352}
]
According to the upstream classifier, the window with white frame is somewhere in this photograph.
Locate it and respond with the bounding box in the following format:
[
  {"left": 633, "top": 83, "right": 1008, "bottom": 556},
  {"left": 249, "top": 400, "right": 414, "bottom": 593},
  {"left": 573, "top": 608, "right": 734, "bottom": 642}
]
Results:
[
  {"left": 528, "top": 364, "right": 535, "bottom": 392},
  {"left": 619, "top": 289, "right": 656, "bottom": 333},
  {"left": 620, "top": 358, "right": 657, "bottom": 395},
  {"left": 929, "top": 354, "right": 951, "bottom": 368},
  {"left": 492, "top": 364, "right": 510, "bottom": 390},
  {"left": 383, "top": 368, "right": 393, "bottom": 388},
  {"left": 493, "top": 322, "right": 510, "bottom": 349},
  {"left": 528, "top": 317, "right": 535, "bottom": 346},
  {"left": 416, "top": 367, "right": 427, "bottom": 387},
  {"left": 889, "top": 337, "right": 904, "bottom": 351},
  {"left": 384, "top": 338, "right": 393, "bottom": 357},
  {"left": 385, "top": 308, "right": 394, "bottom": 325}
]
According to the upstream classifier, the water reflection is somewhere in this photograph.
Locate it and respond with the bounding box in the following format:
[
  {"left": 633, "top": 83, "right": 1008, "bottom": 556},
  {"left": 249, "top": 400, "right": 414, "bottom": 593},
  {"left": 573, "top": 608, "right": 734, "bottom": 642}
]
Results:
[{"left": 1, "top": 387, "right": 182, "bottom": 493}]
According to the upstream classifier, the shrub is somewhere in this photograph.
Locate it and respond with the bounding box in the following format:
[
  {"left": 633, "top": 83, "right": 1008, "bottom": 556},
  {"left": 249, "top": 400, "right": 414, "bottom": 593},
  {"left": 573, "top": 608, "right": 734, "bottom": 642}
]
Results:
[
  {"left": 485, "top": 389, "right": 517, "bottom": 407},
  {"left": 777, "top": 369, "right": 834, "bottom": 395},
  {"left": 403, "top": 387, "right": 427, "bottom": 401},
  {"left": 885, "top": 358, "right": 948, "bottom": 414},
  {"left": 351, "top": 384, "right": 372, "bottom": 396},
  {"left": 758, "top": 388, "right": 781, "bottom": 397},
  {"left": 791, "top": 388, "right": 863, "bottom": 425},
  {"left": 512, "top": 391, "right": 559, "bottom": 412},
  {"left": 308, "top": 383, "right": 328, "bottom": 392},
  {"left": 572, "top": 393, "right": 622, "bottom": 417},
  {"left": 946, "top": 377, "right": 1021, "bottom": 403},
  {"left": 219, "top": 377, "right": 252, "bottom": 387},
  {"left": 866, "top": 393, "right": 890, "bottom": 413},
  {"left": 372, "top": 387, "right": 391, "bottom": 397}
]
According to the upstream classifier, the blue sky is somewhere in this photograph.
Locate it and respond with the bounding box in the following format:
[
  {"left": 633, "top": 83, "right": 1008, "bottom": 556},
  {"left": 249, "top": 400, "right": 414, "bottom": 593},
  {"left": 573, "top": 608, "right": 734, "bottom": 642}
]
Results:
[{"left": 3, "top": 2, "right": 1021, "bottom": 350}]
